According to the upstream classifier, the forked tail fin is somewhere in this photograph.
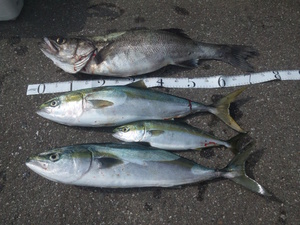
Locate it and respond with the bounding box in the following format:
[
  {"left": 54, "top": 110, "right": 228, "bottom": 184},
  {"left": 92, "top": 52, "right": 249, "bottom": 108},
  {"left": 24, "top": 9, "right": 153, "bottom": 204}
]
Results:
[
  {"left": 217, "top": 45, "right": 259, "bottom": 72},
  {"left": 221, "top": 142, "right": 272, "bottom": 196},
  {"left": 208, "top": 87, "right": 247, "bottom": 133},
  {"left": 226, "top": 133, "right": 247, "bottom": 155}
]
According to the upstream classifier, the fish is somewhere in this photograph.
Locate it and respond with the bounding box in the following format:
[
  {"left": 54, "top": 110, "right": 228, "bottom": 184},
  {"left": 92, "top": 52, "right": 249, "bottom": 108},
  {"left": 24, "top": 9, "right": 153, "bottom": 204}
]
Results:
[
  {"left": 37, "top": 81, "right": 246, "bottom": 132},
  {"left": 40, "top": 37, "right": 97, "bottom": 74},
  {"left": 40, "top": 29, "right": 258, "bottom": 76},
  {"left": 113, "top": 120, "right": 244, "bottom": 153},
  {"left": 25, "top": 142, "right": 271, "bottom": 196}
]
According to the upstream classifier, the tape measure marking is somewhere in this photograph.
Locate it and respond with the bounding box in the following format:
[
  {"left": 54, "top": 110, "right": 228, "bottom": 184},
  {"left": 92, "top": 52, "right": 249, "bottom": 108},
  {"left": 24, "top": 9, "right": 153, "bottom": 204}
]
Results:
[{"left": 26, "top": 70, "right": 300, "bottom": 95}]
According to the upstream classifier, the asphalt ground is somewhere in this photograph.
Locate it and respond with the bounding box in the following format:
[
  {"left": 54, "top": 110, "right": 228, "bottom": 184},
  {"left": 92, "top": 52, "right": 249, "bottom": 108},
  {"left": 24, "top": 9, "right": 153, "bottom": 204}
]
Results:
[{"left": 0, "top": 1, "right": 299, "bottom": 224}]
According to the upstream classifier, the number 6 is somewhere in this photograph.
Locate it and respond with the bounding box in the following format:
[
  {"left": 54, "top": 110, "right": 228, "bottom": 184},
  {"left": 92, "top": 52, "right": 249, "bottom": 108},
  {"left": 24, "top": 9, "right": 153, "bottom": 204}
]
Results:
[{"left": 218, "top": 76, "right": 226, "bottom": 87}]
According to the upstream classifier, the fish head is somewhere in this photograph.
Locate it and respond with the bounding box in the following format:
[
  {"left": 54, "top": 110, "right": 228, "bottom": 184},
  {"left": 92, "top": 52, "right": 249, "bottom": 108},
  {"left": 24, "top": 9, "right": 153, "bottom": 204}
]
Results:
[
  {"left": 40, "top": 37, "right": 96, "bottom": 73},
  {"left": 112, "top": 123, "right": 145, "bottom": 142},
  {"left": 26, "top": 146, "right": 92, "bottom": 184},
  {"left": 37, "top": 92, "right": 84, "bottom": 126}
]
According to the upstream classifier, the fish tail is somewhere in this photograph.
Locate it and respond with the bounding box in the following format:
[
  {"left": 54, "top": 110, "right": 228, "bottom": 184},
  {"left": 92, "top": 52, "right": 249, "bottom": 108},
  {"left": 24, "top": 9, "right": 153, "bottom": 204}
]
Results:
[
  {"left": 220, "top": 142, "right": 272, "bottom": 196},
  {"left": 226, "top": 133, "right": 247, "bottom": 155},
  {"left": 208, "top": 87, "right": 246, "bottom": 133},
  {"left": 217, "top": 44, "right": 259, "bottom": 72}
]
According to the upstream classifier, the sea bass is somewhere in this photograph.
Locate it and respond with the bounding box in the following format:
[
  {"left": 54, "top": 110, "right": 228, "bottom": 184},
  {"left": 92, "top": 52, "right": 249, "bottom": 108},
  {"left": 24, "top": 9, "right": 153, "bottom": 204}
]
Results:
[
  {"left": 113, "top": 120, "right": 244, "bottom": 153},
  {"left": 37, "top": 81, "right": 246, "bottom": 132},
  {"left": 40, "top": 29, "right": 258, "bottom": 76},
  {"left": 25, "top": 142, "right": 271, "bottom": 196},
  {"left": 40, "top": 37, "right": 97, "bottom": 74}
]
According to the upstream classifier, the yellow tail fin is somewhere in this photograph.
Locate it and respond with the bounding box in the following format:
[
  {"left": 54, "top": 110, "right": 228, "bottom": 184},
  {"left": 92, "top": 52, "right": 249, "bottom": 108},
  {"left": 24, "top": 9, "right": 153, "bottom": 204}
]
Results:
[{"left": 209, "top": 87, "right": 247, "bottom": 133}]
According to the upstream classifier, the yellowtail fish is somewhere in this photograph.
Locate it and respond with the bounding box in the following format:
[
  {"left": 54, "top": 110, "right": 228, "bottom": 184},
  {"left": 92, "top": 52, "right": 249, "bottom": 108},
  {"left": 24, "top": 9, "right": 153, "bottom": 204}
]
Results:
[
  {"left": 113, "top": 120, "right": 245, "bottom": 153},
  {"left": 25, "top": 142, "right": 271, "bottom": 197},
  {"left": 37, "top": 81, "right": 246, "bottom": 132}
]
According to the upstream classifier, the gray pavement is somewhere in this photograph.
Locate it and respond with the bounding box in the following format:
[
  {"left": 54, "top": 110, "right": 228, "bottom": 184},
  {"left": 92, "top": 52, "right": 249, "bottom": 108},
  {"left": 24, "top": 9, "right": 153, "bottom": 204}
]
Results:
[{"left": 0, "top": 0, "right": 299, "bottom": 224}]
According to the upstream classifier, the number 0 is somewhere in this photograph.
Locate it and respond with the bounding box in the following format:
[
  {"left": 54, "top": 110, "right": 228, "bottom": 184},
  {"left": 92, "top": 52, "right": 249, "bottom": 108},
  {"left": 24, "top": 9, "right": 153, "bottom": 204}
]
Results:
[{"left": 38, "top": 84, "right": 46, "bottom": 94}]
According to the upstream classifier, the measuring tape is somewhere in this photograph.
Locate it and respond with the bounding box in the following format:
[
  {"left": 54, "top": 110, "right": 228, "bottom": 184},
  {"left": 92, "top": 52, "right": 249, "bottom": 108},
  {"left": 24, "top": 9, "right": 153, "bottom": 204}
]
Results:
[{"left": 27, "top": 70, "right": 300, "bottom": 95}]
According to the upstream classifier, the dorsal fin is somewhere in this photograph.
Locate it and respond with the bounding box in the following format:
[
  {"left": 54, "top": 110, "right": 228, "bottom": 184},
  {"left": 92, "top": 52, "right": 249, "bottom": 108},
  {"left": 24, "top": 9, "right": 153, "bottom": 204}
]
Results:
[
  {"left": 87, "top": 31, "right": 127, "bottom": 42},
  {"left": 160, "top": 28, "right": 192, "bottom": 40},
  {"left": 126, "top": 80, "right": 147, "bottom": 89}
]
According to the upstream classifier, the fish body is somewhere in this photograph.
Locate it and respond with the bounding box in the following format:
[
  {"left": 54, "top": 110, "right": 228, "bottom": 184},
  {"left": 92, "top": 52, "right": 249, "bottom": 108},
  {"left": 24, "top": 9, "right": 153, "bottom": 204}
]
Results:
[
  {"left": 37, "top": 82, "right": 246, "bottom": 132},
  {"left": 113, "top": 120, "right": 241, "bottom": 151},
  {"left": 25, "top": 142, "right": 271, "bottom": 196},
  {"left": 40, "top": 29, "right": 258, "bottom": 76}
]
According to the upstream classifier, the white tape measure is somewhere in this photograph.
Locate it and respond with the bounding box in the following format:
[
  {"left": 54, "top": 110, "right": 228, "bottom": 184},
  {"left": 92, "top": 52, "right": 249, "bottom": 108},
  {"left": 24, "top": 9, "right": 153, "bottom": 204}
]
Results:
[{"left": 27, "top": 70, "right": 300, "bottom": 95}]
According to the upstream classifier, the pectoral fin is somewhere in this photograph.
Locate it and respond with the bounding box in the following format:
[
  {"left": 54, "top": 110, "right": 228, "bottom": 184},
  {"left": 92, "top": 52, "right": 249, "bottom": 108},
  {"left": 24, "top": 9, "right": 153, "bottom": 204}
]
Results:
[
  {"left": 96, "top": 157, "right": 123, "bottom": 169},
  {"left": 94, "top": 43, "right": 113, "bottom": 64},
  {"left": 88, "top": 100, "right": 114, "bottom": 108},
  {"left": 94, "top": 51, "right": 105, "bottom": 64},
  {"left": 149, "top": 130, "right": 165, "bottom": 136},
  {"left": 176, "top": 59, "right": 198, "bottom": 68}
]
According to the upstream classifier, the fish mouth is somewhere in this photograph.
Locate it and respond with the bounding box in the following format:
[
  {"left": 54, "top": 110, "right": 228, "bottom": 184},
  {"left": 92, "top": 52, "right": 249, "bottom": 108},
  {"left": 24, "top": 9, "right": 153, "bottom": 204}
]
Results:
[
  {"left": 36, "top": 110, "right": 45, "bottom": 117},
  {"left": 36, "top": 108, "right": 54, "bottom": 122},
  {"left": 36, "top": 107, "right": 51, "bottom": 116},
  {"left": 36, "top": 108, "right": 75, "bottom": 126},
  {"left": 26, "top": 157, "right": 61, "bottom": 183},
  {"left": 40, "top": 37, "right": 59, "bottom": 55},
  {"left": 112, "top": 128, "right": 124, "bottom": 139},
  {"left": 25, "top": 157, "right": 32, "bottom": 164},
  {"left": 111, "top": 130, "right": 131, "bottom": 142},
  {"left": 112, "top": 127, "right": 118, "bottom": 134},
  {"left": 26, "top": 157, "right": 48, "bottom": 171},
  {"left": 111, "top": 130, "right": 120, "bottom": 139}
]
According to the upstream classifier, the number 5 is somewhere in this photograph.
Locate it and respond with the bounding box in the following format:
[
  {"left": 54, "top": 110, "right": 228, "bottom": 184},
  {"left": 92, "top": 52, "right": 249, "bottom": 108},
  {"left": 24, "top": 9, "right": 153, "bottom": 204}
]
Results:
[{"left": 187, "top": 78, "right": 196, "bottom": 87}]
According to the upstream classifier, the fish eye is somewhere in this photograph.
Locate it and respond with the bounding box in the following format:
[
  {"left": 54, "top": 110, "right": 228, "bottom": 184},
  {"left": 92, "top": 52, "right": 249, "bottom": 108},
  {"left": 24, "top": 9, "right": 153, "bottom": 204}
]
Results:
[
  {"left": 50, "top": 99, "right": 60, "bottom": 107},
  {"left": 122, "top": 127, "right": 130, "bottom": 132},
  {"left": 56, "top": 38, "right": 66, "bottom": 45},
  {"left": 49, "top": 153, "right": 60, "bottom": 162}
]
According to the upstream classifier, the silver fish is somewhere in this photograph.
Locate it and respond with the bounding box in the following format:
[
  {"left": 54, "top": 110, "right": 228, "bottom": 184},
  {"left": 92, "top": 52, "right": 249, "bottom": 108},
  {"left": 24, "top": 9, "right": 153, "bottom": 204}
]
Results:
[
  {"left": 113, "top": 120, "right": 244, "bottom": 153},
  {"left": 40, "top": 29, "right": 258, "bottom": 76},
  {"left": 37, "top": 81, "right": 246, "bottom": 132},
  {"left": 25, "top": 142, "right": 271, "bottom": 196},
  {"left": 40, "top": 37, "right": 97, "bottom": 74}
]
